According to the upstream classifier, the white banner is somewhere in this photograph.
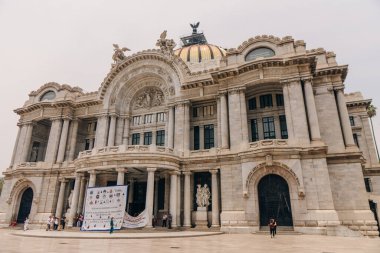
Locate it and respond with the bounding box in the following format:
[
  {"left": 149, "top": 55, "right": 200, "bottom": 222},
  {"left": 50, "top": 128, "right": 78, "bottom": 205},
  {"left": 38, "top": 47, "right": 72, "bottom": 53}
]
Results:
[
  {"left": 122, "top": 210, "right": 148, "bottom": 228},
  {"left": 81, "top": 185, "right": 128, "bottom": 231}
]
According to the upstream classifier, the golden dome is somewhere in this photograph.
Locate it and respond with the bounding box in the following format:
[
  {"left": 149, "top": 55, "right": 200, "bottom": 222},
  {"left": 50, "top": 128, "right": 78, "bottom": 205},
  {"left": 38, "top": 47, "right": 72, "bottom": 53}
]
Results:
[{"left": 174, "top": 44, "right": 226, "bottom": 63}]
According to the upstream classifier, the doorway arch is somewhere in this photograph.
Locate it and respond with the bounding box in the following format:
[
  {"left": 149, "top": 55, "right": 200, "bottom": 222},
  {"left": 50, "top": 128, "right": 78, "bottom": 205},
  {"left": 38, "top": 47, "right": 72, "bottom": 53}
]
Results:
[
  {"left": 258, "top": 174, "right": 293, "bottom": 227},
  {"left": 16, "top": 187, "right": 33, "bottom": 223}
]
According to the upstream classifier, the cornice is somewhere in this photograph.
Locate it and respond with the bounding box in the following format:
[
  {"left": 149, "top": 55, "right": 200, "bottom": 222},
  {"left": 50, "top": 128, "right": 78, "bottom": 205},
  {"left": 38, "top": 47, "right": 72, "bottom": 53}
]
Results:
[
  {"left": 313, "top": 65, "right": 348, "bottom": 82},
  {"left": 346, "top": 99, "right": 372, "bottom": 108}
]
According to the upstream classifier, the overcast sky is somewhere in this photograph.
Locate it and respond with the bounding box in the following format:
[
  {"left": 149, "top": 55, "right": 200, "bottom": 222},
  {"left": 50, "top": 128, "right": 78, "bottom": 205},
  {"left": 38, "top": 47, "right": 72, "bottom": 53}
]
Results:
[{"left": 0, "top": 0, "right": 379, "bottom": 174}]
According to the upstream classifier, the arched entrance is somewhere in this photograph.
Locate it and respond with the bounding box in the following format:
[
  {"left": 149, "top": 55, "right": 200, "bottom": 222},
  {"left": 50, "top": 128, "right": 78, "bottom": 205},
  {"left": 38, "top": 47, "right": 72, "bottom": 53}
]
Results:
[
  {"left": 16, "top": 187, "right": 33, "bottom": 223},
  {"left": 258, "top": 174, "right": 293, "bottom": 227}
]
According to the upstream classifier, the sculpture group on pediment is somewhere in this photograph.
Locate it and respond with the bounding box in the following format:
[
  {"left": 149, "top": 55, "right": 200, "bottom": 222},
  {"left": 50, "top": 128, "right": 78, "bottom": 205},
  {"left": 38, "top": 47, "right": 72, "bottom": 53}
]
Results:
[{"left": 133, "top": 87, "right": 165, "bottom": 109}]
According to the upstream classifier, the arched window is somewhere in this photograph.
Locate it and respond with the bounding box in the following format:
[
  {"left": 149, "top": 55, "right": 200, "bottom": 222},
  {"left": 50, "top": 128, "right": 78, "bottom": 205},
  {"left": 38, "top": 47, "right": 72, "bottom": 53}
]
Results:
[
  {"left": 40, "top": 90, "right": 56, "bottom": 101},
  {"left": 245, "top": 47, "right": 275, "bottom": 61}
]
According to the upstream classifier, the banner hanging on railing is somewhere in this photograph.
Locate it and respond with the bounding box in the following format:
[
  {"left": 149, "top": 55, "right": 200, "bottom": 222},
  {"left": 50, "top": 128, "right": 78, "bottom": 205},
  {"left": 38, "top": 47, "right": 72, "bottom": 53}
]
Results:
[
  {"left": 122, "top": 210, "right": 148, "bottom": 228},
  {"left": 81, "top": 185, "right": 128, "bottom": 231}
]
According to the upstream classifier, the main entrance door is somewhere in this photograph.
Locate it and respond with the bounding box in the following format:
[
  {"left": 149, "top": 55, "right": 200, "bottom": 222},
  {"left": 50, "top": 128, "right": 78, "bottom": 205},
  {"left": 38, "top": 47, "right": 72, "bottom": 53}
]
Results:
[
  {"left": 17, "top": 187, "right": 33, "bottom": 223},
  {"left": 258, "top": 174, "right": 293, "bottom": 227}
]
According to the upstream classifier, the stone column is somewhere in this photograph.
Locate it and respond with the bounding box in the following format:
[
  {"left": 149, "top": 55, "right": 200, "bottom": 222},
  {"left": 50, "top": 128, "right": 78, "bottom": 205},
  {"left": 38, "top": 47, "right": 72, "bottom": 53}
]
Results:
[
  {"left": 55, "top": 179, "right": 67, "bottom": 218},
  {"left": 145, "top": 167, "right": 156, "bottom": 227},
  {"left": 88, "top": 170, "right": 97, "bottom": 187},
  {"left": 127, "top": 178, "right": 135, "bottom": 211},
  {"left": 304, "top": 80, "right": 322, "bottom": 142},
  {"left": 45, "top": 119, "right": 63, "bottom": 163},
  {"left": 68, "top": 120, "right": 79, "bottom": 161},
  {"left": 20, "top": 123, "right": 34, "bottom": 163},
  {"left": 335, "top": 87, "right": 355, "bottom": 147},
  {"left": 152, "top": 130, "right": 157, "bottom": 146},
  {"left": 176, "top": 173, "right": 181, "bottom": 226},
  {"left": 210, "top": 169, "right": 220, "bottom": 227},
  {"left": 164, "top": 174, "right": 170, "bottom": 211},
  {"left": 10, "top": 125, "right": 21, "bottom": 166},
  {"left": 170, "top": 171, "right": 178, "bottom": 227},
  {"left": 274, "top": 116, "right": 281, "bottom": 139},
  {"left": 184, "top": 103, "right": 191, "bottom": 153},
  {"left": 220, "top": 92, "right": 229, "bottom": 149},
  {"left": 282, "top": 84, "right": 294, "bottom": 140},
  {"left": 107, "top": 115, "right": 117, "bottom": 146},
  {"left": 168, "top": 106, "right": 174, "bottom": 149},
  {"left": 200, "top": 125, "right": 204, "bottom": 150},
  {"left": 282, "top": 81, "right": 309, "bottom": 144},
  {"left": 122, "top": 117, "right": 130, "bottom": 145},
  {"left": 154, "top": 177, "right": 159, "bottom": 216},
  {"left": 183, "top": 171, "right": 191, "bottom": 227},
  {"left": 116, "top": 168, "right": 127, "bottom": 185},
  {"left": 56, "top": 119, "right": 70, "bottom": 163},
  {"left": 94, "top": 115, "right": 109, "bottom": 148},
  {"left": 68, "top": 173, "right": 82, "bottom": 227},
  {"left": 115, "top": 117, "right": 125, "bottom": 146},
  {"left": 77, "top": 177, "right": 87, "bottom": 214},
  {"left": 239, "top": 89, "right": 249, "bottom": 146},
  {"left": 174, "top": 101, "right": 190, "bottom": 155}
]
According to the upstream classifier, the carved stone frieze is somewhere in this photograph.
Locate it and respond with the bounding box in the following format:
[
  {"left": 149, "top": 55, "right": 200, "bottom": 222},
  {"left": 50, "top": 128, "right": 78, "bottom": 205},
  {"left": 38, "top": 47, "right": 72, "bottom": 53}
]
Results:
[{"left": 133, "top": 87, "right": 164, "bottom": 109}]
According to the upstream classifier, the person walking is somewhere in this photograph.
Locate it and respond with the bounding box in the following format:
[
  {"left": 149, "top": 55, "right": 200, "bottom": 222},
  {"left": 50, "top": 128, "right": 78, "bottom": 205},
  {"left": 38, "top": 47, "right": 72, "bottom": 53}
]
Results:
[
  {"left": 23, "top": 217, "right": 29, "bottom": 231},
  {"left": 162, "top": 213, "right": 167, "bottom": 227},
  {"left": 269, "top": 218, "right": 276, "bottom": 238},
  {"left": 273, "top": 219, "right": 278, "bottom": 236},
  {"left": 110, "top": 217, "right": 114, "bottom": 234}
]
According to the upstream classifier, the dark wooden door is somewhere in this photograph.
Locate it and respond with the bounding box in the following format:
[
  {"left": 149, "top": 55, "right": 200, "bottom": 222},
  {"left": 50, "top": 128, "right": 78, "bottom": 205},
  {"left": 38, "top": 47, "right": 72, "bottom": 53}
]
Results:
[{"left": 258, "top": 174, "right": 293, "bottom": 226}]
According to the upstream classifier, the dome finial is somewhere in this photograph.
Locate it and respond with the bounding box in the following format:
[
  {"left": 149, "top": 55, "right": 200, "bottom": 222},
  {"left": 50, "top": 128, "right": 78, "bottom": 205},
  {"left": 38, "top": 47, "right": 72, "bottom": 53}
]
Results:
[{"left": 190, "top": 22, "right": 200, "bottom": 34}]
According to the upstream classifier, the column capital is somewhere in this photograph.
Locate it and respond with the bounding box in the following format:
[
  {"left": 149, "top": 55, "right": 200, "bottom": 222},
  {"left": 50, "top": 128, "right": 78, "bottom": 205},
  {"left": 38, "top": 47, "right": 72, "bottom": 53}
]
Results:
[
  {"left": 217, "top": 90, "right": 228, "bottom": 97},
  {"left": 88, "top": 169, "right": 98, "bottom": 175},
  {"left": 280, "top": 77, "right": 301, "bottom": 85},
  {"left": 59, "top": 177, "right": 68, "bottom": 183},
  {"left": 169, "top": 170, "right": 180, "bottom": 176},
  {"left": 74, "top": 172, "right": 84, "bottom": 178},
  {"left": 175, "top": 100, "right": 191, "bottom": 107},
  {"left": 228, "top": 86, "right": 245, "bottom": 95},
  {"left": 147, "top": 167, "right": 157, "bottom": 172},
  {"left": 183, "top": 171, "right": 192, "bottom": 176},
  {"left": 209, "top": 169, "right": 219, "bottom": 175},
  {"left": 50, "top": 117, "right": 63, "bottom": 122},
  {"left": 116, "top": 168, "right": 128, "bottom": 173},
  {"left": 333, "top": 85, "right": 345, "bottom": 92}
]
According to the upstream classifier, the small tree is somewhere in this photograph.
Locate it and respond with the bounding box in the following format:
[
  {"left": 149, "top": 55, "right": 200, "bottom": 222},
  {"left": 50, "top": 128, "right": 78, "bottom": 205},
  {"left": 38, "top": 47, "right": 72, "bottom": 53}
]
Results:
[{"left": 367, "top": 104, "right": 380, "bottom": 161}]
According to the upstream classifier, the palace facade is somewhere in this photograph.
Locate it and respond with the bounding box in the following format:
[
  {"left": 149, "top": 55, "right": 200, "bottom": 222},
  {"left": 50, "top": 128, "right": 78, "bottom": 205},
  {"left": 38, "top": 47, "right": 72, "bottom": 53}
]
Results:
[{"left": 0, "top": 26, "right": 379, "bottom": 236}]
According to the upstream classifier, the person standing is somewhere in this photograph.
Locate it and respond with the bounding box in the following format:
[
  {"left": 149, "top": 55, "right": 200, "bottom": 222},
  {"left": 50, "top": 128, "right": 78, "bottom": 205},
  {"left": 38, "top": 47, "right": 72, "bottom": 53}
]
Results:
[
  {"left": 269, "top": 218, "right": 276, "bottom": 238},
  {"left": 46, "top": 216, "right": 52, "bottom": 231},
  {"left": 110, "top": 217, "right": 114, "bottom": 234},
  {"left": 167, "top": 213, "right": 172, "bottom": 229},
  {"left": 23, "top": 217, "right": 29, "bottom": 231},
  {"left": 162, "top": 213, "right": 167, "bottom": 227},
  {"left": 54, "top": 217, "right": 59, "bottom": 230},
  {"left": 61, "top": 216, "right": 66, "bottom": 230},
  {"left": 273, "top": 219, "right": 278, "bottom": 236}
]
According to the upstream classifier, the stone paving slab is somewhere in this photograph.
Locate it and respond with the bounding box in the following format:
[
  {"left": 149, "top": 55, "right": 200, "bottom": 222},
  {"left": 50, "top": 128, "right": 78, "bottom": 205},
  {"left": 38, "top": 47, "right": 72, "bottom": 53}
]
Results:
[{"left": 11, "top": 229, "right": 224, "bottom": 239}]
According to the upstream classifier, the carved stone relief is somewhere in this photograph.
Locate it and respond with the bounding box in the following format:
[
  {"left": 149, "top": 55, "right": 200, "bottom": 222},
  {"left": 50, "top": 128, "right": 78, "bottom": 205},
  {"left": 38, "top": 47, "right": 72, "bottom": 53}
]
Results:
[{"left": 133, "top": 87, "right": 164, "bottom": 109}]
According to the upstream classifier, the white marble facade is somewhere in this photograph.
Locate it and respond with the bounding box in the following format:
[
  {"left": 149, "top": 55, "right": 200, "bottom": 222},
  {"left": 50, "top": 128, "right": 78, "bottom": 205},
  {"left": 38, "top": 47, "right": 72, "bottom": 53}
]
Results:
[{"left": 0, "top": 29, "right": 379, "bottom": 236}]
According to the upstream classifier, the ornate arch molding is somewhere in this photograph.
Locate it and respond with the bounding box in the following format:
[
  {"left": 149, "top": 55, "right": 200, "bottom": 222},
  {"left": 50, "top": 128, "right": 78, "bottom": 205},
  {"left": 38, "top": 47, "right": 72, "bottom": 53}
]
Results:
[
  {"left": 227, "top": 35, "right": 295, "bottom": 55},
  {"left": 98, "top": 50, "right": 191, "bottom": 100},
  {"left": 244, "top": 161, "right": 305, "bottom": 199},
  {"left": 6, "top": 178, "right": 37, "bottom": 205}
]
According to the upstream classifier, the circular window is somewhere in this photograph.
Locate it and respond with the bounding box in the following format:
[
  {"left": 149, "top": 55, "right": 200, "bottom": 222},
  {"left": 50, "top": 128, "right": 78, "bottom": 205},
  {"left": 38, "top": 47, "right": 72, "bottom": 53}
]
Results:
[
  {"left": 245, "top": 47, "right": 275, "bottom": 61},
  {"left": 40, "top": 91, "right": 56, "bottom": 101}
]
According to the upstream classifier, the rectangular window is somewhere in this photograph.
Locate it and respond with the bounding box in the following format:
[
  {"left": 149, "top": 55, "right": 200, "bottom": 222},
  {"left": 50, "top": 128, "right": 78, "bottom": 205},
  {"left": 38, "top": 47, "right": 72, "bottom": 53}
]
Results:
[
  {"left": 93, "top": 122, "right": 97, "bottom": 132},
  {"left": 193, "top": 107, "right": 198, "bottom": 117},
  {"left": 156, "top": 112, "right": 165, "bottom": 122},
  {"left": 203, "top": 105, "right": 214, "bottom": 116},
  {"left": 276, "top": 94, "right": 284, "bottom": 106},
  {"left": 144, "top": 132, "right": 152, "bottom": 145},
  {"left": 364, "top": 178, "right": 372, "bottom": 192},
  {"left": 248, "top": 98, "right": 257, "bottom": 110},
  {"left": 349, "top": 116, "right": 355, "bottom": 126},
  {"left": 144, "top": 114, "right": 153, "bottom": 124},
  {"left": 85, "top": 139, "right": 91, "bottom": 150},
  {"left": 156, "top": 130, "right": 165, "bottom": 146},
  {"left": 194, "top": 126, "right": 200, "bottom": 150},
  {"left": 204, "top": 124, "right": 215, "bottom": 149},
  {"left": 259, "top": 94, "right": 273, "bottom": 108},
  {"left": 250, "top": 119, "right": 259, "bottom": 142},
  {"left": 279, "top": 115, "right": 288, "bottom": 139},
  {"left": 353, "top": 133, "right": 360, "bottom": 147},
  {"left": 263, "top": 117, "right": 276, "bottom": 139},
  {"left": 133, "top": 116, "right": 141, "bottom": 125},
  {"left": 132, "top": 133, "right": 140, "bottom": 145}
]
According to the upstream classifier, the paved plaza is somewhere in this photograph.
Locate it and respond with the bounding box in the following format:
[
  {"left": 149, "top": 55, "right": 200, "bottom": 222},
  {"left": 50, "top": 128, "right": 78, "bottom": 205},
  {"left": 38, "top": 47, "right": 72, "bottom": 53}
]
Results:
[{"left": 1, "top": 229, "right": 379, "bottom": 253}]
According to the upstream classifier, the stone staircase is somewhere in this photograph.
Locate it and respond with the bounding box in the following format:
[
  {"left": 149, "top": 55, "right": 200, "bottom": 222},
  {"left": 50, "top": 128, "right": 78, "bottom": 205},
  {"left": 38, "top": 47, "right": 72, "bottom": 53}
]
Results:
[{"left": 254, "top": 226, "right": 302, "bottom": 235}]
